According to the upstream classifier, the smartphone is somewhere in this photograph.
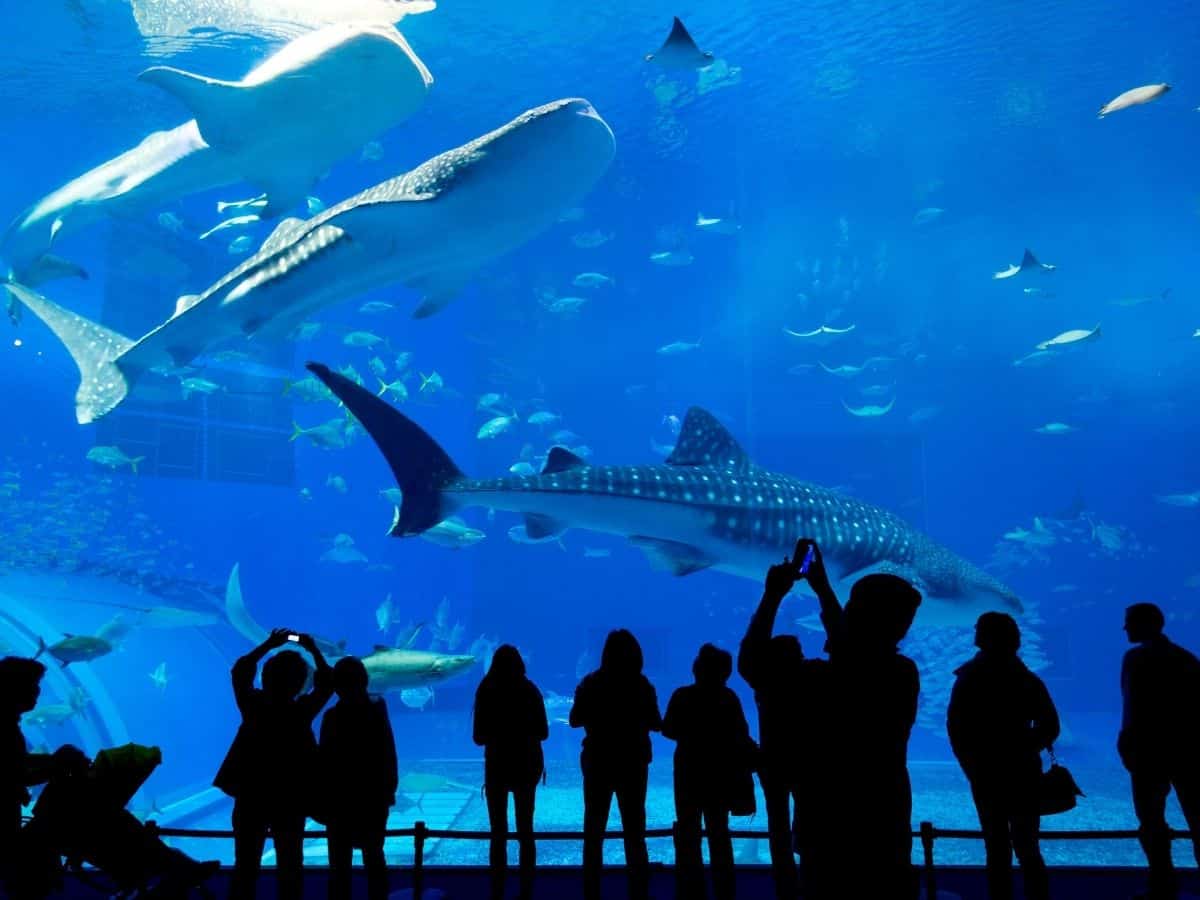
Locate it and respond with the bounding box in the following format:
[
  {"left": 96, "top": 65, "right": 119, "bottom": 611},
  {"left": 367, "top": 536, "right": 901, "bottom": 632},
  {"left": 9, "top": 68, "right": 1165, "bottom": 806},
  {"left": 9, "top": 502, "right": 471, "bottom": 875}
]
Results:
[
  {"left": 796, "top": 544, "right": 816, "bottom": 576},
  {"left": 286, "top": 633, "right": 301, "bottom": 643}
]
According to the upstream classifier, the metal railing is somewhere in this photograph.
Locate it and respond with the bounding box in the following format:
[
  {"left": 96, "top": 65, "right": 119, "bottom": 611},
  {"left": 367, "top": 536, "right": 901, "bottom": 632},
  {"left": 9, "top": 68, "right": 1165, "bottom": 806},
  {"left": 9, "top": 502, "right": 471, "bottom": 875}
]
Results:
[{"left": 150, "top": 820, "right": 1191, "bottom": 898}]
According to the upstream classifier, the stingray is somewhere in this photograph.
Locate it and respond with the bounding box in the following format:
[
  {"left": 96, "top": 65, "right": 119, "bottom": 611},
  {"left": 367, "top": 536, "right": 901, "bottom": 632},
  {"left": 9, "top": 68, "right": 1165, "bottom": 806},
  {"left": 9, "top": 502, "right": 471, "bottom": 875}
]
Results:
[
  {"left": 842, "top": 397, "right": 896, "bottom": 418},
  {"left": 645, "top": 17, "right": 714, "bottom": 69},
  {"left": 993, "top": 248, "right": 1056, "bottom": 280}
]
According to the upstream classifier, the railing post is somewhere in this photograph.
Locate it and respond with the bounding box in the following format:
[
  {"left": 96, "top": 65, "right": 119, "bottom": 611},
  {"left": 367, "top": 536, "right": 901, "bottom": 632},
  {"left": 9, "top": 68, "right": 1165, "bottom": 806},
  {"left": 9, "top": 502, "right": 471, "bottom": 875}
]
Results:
[
  {"left": 413, "top": 820, "right": 427, "bottom": 900},
  {"left": 919, "top": 821, "right": 937, "bottom": 899}
]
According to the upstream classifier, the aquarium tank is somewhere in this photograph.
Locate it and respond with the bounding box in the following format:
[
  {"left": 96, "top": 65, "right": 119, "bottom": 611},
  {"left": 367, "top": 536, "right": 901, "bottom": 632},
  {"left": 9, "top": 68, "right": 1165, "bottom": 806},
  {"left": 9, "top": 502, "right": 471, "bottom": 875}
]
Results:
[{"left": 1, "top": 0, "right": 1197, "bottom": 870}]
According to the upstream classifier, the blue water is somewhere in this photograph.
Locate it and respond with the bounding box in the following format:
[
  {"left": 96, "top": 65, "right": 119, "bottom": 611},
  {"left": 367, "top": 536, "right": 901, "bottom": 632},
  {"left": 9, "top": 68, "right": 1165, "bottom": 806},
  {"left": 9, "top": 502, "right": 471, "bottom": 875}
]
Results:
[{"left": 2, "top": 0, "right": 1199, "bottom": 868}]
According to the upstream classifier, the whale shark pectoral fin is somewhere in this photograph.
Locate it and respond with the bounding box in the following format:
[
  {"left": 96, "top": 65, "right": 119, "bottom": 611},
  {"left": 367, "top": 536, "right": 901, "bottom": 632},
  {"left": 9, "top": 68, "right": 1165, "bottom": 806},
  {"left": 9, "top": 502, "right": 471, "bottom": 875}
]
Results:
[
  {"left": 257, "top": 217, "right": 309, "bottom": 255},
  {"left": 410, "top": 272, "right": 470, "bottom": 319},
  {"left": 139, "top": 66, "right": 252, "bottom": 150},
  {"left": 22, "top": 253, "right": 90, "bottom": 287},
  {"left": 629, "top": 536, "right": 714, "bottom": 576},
  {"left": 524, "top": 514, "right": 566, "bottom": 540}
]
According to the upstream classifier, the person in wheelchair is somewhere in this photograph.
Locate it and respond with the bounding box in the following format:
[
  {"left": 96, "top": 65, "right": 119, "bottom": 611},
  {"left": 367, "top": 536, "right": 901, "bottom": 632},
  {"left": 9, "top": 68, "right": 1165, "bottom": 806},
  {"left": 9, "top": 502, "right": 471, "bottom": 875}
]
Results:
[{"left": 18, "top": 743, "right": 219, "bottom": 899}]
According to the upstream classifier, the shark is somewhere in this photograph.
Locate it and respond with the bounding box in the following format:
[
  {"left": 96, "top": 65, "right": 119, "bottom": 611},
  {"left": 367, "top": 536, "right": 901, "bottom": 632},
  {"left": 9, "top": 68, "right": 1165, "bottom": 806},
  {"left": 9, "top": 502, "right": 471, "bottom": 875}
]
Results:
[
  {"left": 9, "top": 98, "right": 615, "bottom": 424},
  {"left": 2, "top": 22, "right": 433, "bottom": 290},
  {"left": 307, "top": 363, "right": 1023, "bottom": 626}
]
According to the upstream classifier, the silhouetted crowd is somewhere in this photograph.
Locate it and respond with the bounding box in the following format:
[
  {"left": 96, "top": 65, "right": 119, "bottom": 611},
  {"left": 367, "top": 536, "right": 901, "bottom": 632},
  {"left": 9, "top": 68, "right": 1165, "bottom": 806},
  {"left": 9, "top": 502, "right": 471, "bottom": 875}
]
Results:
[{"left": 4, "top": 537, "right": 1200, "bottom": 900}]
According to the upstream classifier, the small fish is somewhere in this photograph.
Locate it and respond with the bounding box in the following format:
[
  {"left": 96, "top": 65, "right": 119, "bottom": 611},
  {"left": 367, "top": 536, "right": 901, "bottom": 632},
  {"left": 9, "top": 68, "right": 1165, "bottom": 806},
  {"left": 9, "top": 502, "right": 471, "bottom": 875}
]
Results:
[
  {"left": 1098, "top": 83, "right": 1170, "bottom": 118},
  {"left": 305, "top": 196, "right": 325, "bottom": 216},
  {"left": 299, "top": 487, "right": 313, "bottom": 501},
  {"left": 1035, "top": 423, "right": 1076, "bottom": 435},
  {"left": 149, "top": 662, "right": 168, "bottom": 691},
  {"left": 291, "top": 418, "right": 350, "bottom": 450},
  {"left": 477, "top": 414, "right": 517, "bottom": 440},
  {"left": 1022, "top": 288, "right": 1054, "bottom": 298},
  {"left": 86, "top": 446, "right": 144, "bottom": 473},
  {"left": 573, "top": 272, "right": 614, "bottom": 288},
  {"left": 359, "top": 300, "right": 395, "bottom": 315},
  {"left": 527, "top": 411, "right": 560, "bottom": 427},
  {"left": 509, "top": 462, "right": 536, "bottom": 476},
  {"left": 361, "top": 141, "right": 384, "bottom": 161},
  {"left": 216, "top": 194, "right": 267, "bottom": 214},
  {"left": 1155, "top": 491, "right": 1200, "bottom": 508},
  {"left": 291, "top": 322, "right": 323, "bottom": 342},
  {"left": 477, "top": 393, "right": 505, "bottom": 411},
  {"left": 198, "top": 214, "right": 260, "bottom": 241},
  {"left": 180, "top": 377, "right": 221, "bottom": 398},
  {"left": 394, "top": 352, "right": 414, "bottom": 371},
  {"left": 420, "top": 517, "right": 486, "bottom": 549},
  {"left": 420, "top": 372, "right": 444, "bottom": 394},
  {"left": 662, "top": 414, "right": 682, "bottom": 435},
  {"left": 400, "top": 687, "right": 434, "bottom": 710},
  {"left": 376, "top": 593, "right": 396, "bottom": 633},
  {"left": 649, "top": 250, "right": 694, "bottom": 267},
  {"left": 1036, "top": 325, "right": 1101, "bottom": 351},
  {"left": 228, "top": 235, "right": 255, "bottom": 254},
  {"left": 282, "top": 375, "right": 333, "bottom": 403},
  {"left": 344, "top": 331, "right": 385, "bottom": 348},
  {"left": 157, "top": 212, "right": 185, "bottom": 234},
  {"left": 368, "top": 356, "right": 388, "bottom": 378},
  {"left": 321, "top": 533, "right": 367, "bottom": 565},
  {"left": 546, "top": 295, "right": 588, "bottom": 315},
  {"left": 657, "top": 339, "right": 701, "bottom": 355},
  {"left": 571, "top": 229, "right": 613, "bottom": 249},
  {"left": 1110, "top": 289, "right": 1170, "bottom": 308},
  {"left": 912, "top": 207, "right": 944, "bottom": 227},
  {"left": 695, "top": 214, "right": 740, "bottom": 235},
  {"left": 326, "top": 474, "right": 349, "bottom": 494}
]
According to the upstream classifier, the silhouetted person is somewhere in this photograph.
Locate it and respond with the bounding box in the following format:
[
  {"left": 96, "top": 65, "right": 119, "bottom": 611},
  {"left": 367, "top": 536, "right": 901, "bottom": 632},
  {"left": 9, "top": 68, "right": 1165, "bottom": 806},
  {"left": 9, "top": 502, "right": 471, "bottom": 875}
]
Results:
[
  {"left": 1119, "top": 602, "right": 1200, "bottom": 899},
  {"left": 215, "top": 629, "right": 332, "bottom": 900},
  {"left": 802, "top": 539, "right": 922, "bottom": 900},
  {"left": 663, "top": 643, "right": 754, "bottom": 900},
  {"left": 738, "top": 561, "right": 834, "bottom": 899},
  {"left": 570, "top": 629, "right": 662, "bottom": 900},
  {"left": 948, "top": 612, "right": 1059, "bottom": 900},
  {"left": 473, "top": 644, "right": 549, "bottom": 900},
  {"left": 1, "top": 656, "right": 56, "bottom": 895},
  {"left": 320, "top": 655, "right": 397, "bottom": 900}
]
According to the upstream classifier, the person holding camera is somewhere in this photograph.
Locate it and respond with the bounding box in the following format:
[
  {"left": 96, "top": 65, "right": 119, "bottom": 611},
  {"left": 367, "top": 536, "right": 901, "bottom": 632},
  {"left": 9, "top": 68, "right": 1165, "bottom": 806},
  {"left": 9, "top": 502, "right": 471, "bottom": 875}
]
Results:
[{"left": 214, "top": 628, "right": 333, "bottom": 900}]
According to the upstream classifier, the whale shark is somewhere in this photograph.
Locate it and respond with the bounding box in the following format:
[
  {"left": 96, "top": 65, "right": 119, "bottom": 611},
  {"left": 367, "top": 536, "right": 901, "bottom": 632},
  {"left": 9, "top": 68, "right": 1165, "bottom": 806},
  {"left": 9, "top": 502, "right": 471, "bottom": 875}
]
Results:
[
  {"left": 306, "top": 362, "right": 1022, "bottom": 626},
  {"left": 2, "top": 22, "right": 433, "bottom": 292},
  {"left": 9, "top": 98, "right": 615, "bottom": 424}
]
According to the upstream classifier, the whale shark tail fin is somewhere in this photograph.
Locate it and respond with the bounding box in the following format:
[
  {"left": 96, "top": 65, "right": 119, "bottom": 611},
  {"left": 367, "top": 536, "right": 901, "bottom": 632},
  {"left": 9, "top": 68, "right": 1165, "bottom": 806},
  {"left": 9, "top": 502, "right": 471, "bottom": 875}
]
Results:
[
  {"left": 306, "top": 361, "right": 464, "bottom": 536},
  {"left": 4, "top": 283, "right": 136, "bottom": 424}
]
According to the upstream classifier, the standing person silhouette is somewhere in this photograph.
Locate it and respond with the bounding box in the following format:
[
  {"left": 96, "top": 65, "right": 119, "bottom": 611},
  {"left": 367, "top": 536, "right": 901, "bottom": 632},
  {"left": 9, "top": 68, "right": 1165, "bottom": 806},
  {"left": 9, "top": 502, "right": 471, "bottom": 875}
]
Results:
[
  {"left": 663, "top": 643, "right": 754, "bottom": 900},
  {"left": 0, "top": 656, "right": 56, "bottom": 895},
  {"left": 1120, "top": 602, "right": 1200, "bottom": 900},
  {"left": 571, "top": 629, "right": 662, "bottom": 900},
  {"left": 739, "top": 558, "right": 835, "bottom": 899},
  {"left": 948, "top": 612, "right": 1059, "bottom": 900},
  {"left": 320, "top": 655, "right": 398, "bottom": 900},
  {"left": 214, "top": 628, "right": 333, "bottom": 900},
  {"left": 797, "top": 538, "right": 922, "bottom": 900},
  {"left": 473, "top": 644, "right": 549, "bottom": 900}
]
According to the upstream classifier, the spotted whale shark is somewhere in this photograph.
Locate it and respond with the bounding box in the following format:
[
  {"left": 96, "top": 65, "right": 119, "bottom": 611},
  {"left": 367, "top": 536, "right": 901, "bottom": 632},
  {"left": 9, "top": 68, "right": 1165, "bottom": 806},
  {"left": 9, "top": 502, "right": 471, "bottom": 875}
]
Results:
[
  {"left": 2, "top": 22, "right": 433, "bottom": 290},
  {"left": 9, "top": 98, "right": 615, "bottom": 424},
  {"left": 307, "top": 363, "right": 1022, "bottom": 625}
]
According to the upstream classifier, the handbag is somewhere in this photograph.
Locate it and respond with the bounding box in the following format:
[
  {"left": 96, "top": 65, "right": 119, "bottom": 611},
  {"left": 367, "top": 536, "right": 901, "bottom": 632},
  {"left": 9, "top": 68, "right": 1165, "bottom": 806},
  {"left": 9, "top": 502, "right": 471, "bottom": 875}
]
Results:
[{"left": 1038, "top": 746, "right": 1084, "bottom": 816}]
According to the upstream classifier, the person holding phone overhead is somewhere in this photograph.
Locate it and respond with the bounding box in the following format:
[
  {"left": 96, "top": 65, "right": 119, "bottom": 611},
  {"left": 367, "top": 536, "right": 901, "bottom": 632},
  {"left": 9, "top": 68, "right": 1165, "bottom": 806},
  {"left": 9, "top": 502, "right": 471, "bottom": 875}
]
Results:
[
  {"left": 790, "top": 539, "right": 923, "bottom": 900},
  {"left": 740, "top": 543, "right": 836, "bottom": 899},
  {"left": 215, "top": 628, "right": 333, "bottom": 900}
]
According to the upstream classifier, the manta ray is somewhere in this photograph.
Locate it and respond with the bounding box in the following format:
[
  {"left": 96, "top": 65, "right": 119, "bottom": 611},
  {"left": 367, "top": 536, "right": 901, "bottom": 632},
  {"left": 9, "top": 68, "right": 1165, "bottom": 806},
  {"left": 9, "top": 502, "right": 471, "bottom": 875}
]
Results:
[
  {"left": 307, "top": 362, "right": 1023, "bottom": 626},
  {"left": 2, "top": 22, "right": 433, "bottom": 292},
  {"left": 993, "top": 248, "right": 1056, "bottom": 280},
  {"left": 9, "top": 98, "right": 615, "bottom": 424},
  {"left": 645, "top": 17, "right": 714, "bottom": 69}
]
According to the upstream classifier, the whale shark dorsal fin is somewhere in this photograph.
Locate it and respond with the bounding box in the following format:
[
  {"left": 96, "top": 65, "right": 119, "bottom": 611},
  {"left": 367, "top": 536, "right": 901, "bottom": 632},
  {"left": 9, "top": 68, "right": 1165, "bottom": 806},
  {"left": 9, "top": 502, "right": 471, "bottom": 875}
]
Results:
[
  {"left": 630, "top": 536, "right": 714, "bottom": 576},
  {"left": 543, "top": 446, "right": 587, "bottom": 474},
  {"left": 259, "top": 217, "right": 308, "bottom": 255},
  {"left": 139, "top": 66, "right": 250, "bottom": 150},
  {"left": 666, "top": 407, "right": 750, "bottom": 470},
  {"left": 524, "top": 513, "right": 566, "bottom": 540}
]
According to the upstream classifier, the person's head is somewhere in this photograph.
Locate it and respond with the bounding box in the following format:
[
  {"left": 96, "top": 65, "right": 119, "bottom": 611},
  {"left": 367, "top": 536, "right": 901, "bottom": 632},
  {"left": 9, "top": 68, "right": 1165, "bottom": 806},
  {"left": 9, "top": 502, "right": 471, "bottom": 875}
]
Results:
[
  {"left": 974, "top": 612, "right": 1021, "bottom": 656},
  {"left": 1124, "top": 603, "right": 1165, "bottom": 644},
  {"left": 485, "top": 644, "right": 526, "bottom": 682},
  {"left": 261, "top": 649, "right": 310, "bottom": 700},
  {"left": 846, "top": 574, "right": 922, "bottom": 648},
  {"left": 764, "top": 634, "right": 805, "bottom": 680},
  {"left": 332, "top": 656, "right": 369, "bottom": 700},
  {"left": 0, "top": 656, "right": 46, "bottom": 715},
  {"left": 600, "top": 628, "right": 643, "bottom": 677},
  {"left": 692, "top": 643, "right": 732, "bottom": 688}
]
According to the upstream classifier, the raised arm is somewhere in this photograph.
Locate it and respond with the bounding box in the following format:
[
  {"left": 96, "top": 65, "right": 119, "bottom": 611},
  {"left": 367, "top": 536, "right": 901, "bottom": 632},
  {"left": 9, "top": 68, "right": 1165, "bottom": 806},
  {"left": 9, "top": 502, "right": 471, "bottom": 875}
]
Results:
[
  {"left": 296, "top": 633, "right": 334, "bottom": 719},
  {"left": 738, "top": 561, "right": 798, "bottom": 687},
  {"left": 794, "top": 540, "right": 843, "bottom": 655},
  {"left": 232, "top": 628, "right": 289, "bottom": 713}
]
